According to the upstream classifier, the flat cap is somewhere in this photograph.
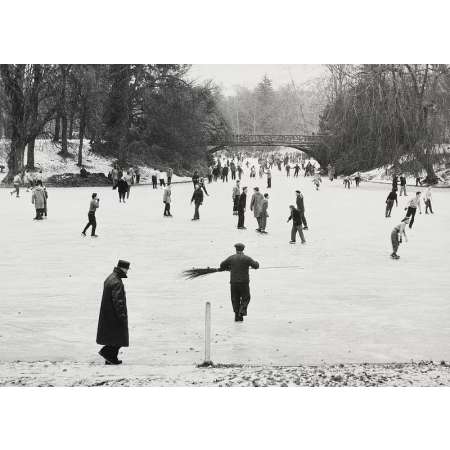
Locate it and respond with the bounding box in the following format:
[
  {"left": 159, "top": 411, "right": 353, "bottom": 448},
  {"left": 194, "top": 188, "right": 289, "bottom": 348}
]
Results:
[{"left": 234, "top": 243, "right": 245, "bottom": 251}]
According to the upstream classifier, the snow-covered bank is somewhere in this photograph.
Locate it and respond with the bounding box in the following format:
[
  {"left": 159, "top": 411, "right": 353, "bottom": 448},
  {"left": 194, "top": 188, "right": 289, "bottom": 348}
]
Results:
[
  {"left": 1, "top": 361, "right": 449, "bottom": 387},
  {"left": 0, "top": 139, "right": 191, "bottom": 184},
  {"left": 353, "top": 166, "right": 450, "bottom": 187}
]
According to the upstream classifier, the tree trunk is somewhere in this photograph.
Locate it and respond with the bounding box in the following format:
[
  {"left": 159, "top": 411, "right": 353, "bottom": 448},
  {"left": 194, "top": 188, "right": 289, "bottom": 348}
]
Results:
[
  {"left": 61, "top": 113, "right": 68, "bottom": 155},
  {"left": 58, "top": 65, "right": 70, "bottom": 156},
  {"left": 53, "top": 116, "right": 60, "bottom": 142},
  {"left": 68, "top": 111, "right": 74, "bottom": 140},
  {"left": 27, "top": 138, "right": 35, "bottom": 170},
  {"left": 78, "top": 105, "right": 86, "bottom": 167}
]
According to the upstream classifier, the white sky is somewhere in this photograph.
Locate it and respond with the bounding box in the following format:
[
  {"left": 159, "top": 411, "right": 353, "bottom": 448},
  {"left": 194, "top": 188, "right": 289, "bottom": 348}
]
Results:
[{"left": 188, "top": 64, "right": 327, "bottom": 95}]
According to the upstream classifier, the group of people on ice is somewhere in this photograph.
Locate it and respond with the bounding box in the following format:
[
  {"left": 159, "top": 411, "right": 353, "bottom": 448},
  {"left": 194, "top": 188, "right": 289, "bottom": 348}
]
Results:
[{"left": 387, "top": 173, "right": 435, "bottom": 259}]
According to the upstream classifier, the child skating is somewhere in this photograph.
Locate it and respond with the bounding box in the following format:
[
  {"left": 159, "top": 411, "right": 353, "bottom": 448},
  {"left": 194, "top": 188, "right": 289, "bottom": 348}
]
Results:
[
  {"left": 313, "top": 174, "right": 322, "bottom": 190},
  {"left": 390, "top": 217, "right": 410, "bottom": 259}
]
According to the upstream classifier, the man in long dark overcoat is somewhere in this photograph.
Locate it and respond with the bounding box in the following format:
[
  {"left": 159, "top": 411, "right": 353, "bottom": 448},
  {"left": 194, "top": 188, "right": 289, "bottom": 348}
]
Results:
[{"left": 96, "top": 260, "right": 130, "bottom": 365}]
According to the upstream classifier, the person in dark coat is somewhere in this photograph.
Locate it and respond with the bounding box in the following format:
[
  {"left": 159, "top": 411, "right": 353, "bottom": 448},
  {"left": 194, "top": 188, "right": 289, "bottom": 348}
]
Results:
[
  {"left": 287, "top": 205, "right": 306, "bottom": 244},
  {"left": 237, "top": 186, "right": 247, "bottom": 229},
  {"left": 192, "top": 170, "right": 200, "bottom": 187},
  {"left": 295, "top": 190, "right": 308, "bottom": 230},
  {"left": 385, "top": 189, "right": 398, "bottom": 217},
  {"left": 117, "top": 177, "right": 128, "bottom": 203},
  {"left": 219, "top": 243, "right": 259, "bottom": 321},
  {"left": 96, "top": 260, "right": 130, "bottom": 365},
  {"left": 191, "top": 184, "right": 204, "bottom": 220}
]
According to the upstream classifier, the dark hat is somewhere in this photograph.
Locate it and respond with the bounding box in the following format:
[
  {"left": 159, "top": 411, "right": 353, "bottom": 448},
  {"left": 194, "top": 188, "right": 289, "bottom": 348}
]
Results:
[
  {"left": 234, "top": 243, "right": 245, "bottom": 251},
  {"left": 295, "top": 190, "right": 301, "bottom": 193},
  {"left": 117, "top": 260, "right": 130, "bottom": 270}
]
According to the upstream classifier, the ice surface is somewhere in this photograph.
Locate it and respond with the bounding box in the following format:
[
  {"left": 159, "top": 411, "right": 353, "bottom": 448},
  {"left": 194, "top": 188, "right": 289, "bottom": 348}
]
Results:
[{"left": 1, "top": 166, "right": 449, "bottom": 366}]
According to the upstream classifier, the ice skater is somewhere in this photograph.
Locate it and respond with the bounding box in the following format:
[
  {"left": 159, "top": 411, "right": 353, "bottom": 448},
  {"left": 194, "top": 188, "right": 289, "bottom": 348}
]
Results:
[
  {"left": 96, "top": 259, "right": 130, "bottom": 365},
  {"left": 237, "top": 187, "right": 247, "bottom": 229},
  {"left": 355, "top": 172, "right": 361, "bottom": 187},
  {"left": 10, "top": 172, "right": 21, "bottom": 198},
  {"left": 343, "top": 176, "right": 351, "bottom": 189},
  {"left": 82, "top": 193, "right": 100, "bottom": 237},
  {"left": 399, "top": 174, "right": 407, "bottom": 196},
  {"left": 404, "top": 191, "right": 422, "bottom": 228},
  {"left": 151, "top": 169, "right": 158, "bottom": 189},
  {"left": 265, "top": 168, "right": 272, "bottom": 188},
  {"left": 31, "top": 180, "right": 46, "bottom": 220},
  {"left": 219, "top": 243, "right": 259, "bottom": 322},
  {"left": 295, "top": 190, "right": 308, "bottom": 230},
  {"left": 424, "top": 187, "right": 433, "bottom": 214},
  {"left": 191, "top": 184, "right": 204, "bottom": 220},
  {"left": 250, "top": 187, "right": 264, "bottom": 232},
  {"left": 390, "top": 217, "right": 409, "bottom": 259},
  {"left": 232, "top": 180, "right": 240, "bottom": 216},
  {"left": 288, "top": 205, "right": 306, "bottom": 244},
  {"left": 163, "top": 183, "right": 172, "bottom": 217},
  {"left": 313, "top": 174, "right": 322, "bottom": 190},
  {"left": 385, "top": 189, "right": 398, "bottom": 217},
  {"left": 117, "top": 176, "right": 128, "bottom": 203},
  {"left": 258, "top": 193, "right": 269, "bottom": 233}
]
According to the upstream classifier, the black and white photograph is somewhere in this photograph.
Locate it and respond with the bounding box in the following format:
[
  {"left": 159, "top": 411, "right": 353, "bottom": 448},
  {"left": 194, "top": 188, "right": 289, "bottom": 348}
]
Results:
[{"left": 1, "top": 1, "right": 449, "bottom": 449}]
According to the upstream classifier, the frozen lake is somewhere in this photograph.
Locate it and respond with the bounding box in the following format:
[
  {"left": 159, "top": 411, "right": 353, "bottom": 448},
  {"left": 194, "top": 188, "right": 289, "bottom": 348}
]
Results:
[{"left": 1, "top": 167, "right": 449, "bottom": 365}]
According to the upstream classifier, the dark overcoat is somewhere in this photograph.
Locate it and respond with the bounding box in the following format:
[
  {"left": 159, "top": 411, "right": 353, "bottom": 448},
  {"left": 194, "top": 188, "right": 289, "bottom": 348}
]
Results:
[{"left": 96, "top": 268, "right": 129, "bottom": 347}]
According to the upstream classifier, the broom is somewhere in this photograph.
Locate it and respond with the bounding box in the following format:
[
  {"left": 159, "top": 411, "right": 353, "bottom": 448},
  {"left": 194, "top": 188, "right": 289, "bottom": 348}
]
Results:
[{"left": 182, "top": 266, "right": 303, "bottom": 280}]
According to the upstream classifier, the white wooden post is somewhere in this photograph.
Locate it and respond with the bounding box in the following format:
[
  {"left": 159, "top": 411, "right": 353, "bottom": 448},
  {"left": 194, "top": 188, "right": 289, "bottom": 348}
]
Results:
[{"left": 204, "top": 302, "right": 212, "bottom": 365}]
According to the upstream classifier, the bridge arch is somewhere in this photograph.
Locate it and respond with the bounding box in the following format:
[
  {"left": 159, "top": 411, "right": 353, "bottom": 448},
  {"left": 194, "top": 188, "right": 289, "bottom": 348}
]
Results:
[{"left": 207, "top": 134, "right": 330, "bottom": 167}]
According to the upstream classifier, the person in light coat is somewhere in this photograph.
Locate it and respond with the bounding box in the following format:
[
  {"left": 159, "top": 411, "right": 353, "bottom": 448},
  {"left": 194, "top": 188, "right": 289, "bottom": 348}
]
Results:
[
  {"left": 249, "top": 187, "right": 264, "bottom": 231},
  {"left": 31, "top": 180, "right": 47, "bottom": 220},
  {"left": 163, "top": 183, "right": 172, "bottom": 216}
]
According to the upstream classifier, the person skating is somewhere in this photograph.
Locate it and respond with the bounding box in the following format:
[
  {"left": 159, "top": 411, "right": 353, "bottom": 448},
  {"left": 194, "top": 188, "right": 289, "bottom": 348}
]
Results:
[
  {"left": 82, "top": 193, "right": 100, "bottom": 237},
  {"left": 159, "top": 170, "right": 166, "bottom": 188},
  {"left": 10, "top": 173, "right": 21, "bottom": 198},
  {"left": 405, "top": 191, "right": 422, "bottom": 229},
  {"left": 399, "top": 174, "right": 407, "bottom": 196},
  {"left": 31, "top": 180, "right": 46, "bottom": 220},
  {"left": 219, "top": 243, "right": 259, "bottom": 322},
  {"left": 123, "top": 170, "right": 133, "bottom": 199},
  {"left": 192, "top": 170, "right": 200, "bottom": 187},
  {"left": 385, "top": 189, "right": 398, "bottom": 217},
  {"left": 117, "top": 177, "right": 128, "bottom": 203},
  {"left": 295, "top": 190, "right": 308, "bottom": 230},
  {"left": 199, "top": 178, "right": 209, "bottom": 196},
  {"left": 237, "top": 187, "right": 247, "bottom": 229},
  {"left": 135, "top": 167, "right": 141, "bottom": 184},
  {"left": 230, "top": 161, "right": 236, "bottom": 180},
  {"left": 167, "top": 167, "right": 173, "bottom": 185},
  {"left": 287, "top": 205, "right": 306, "bottom": 244},
  {"left": 390, "top": 217, "right": 409, "bottom": 259},
  {"left": 191, "top": 184, "right": 204, "bottom": 220},
  {"left": 424, "top": 187, "right": 433, "bottom": 214},
  {"left": 250, "top": 187, "right": 264, "bottom": 232},
  {"left": 313, "top": 174, "right": 322, "bottom": 190},
  {"left": 343, "top": 176, "right": 351, "bottom": 189},
  {"left": 392, "top": 174, "right": 399, "bottom": 192},
  {"left": 232, "top": 180, "right": 240, "bottom": 216},
  {"left": 222, "top": 165, "right": 229, "bottom": 182},
  {"left": 355, "top": 172, "right": 361, "bottom": 187},
  {"left": 237, "top": 165, "right": 243, "bottom": 180},
  {"left": 265, "top": 168, "right": 272, "bottom": 188},
  {"left": 111, "top": 166, "right": 119, "bottom": 189},
  {"left": 163, "top": 183, "right": 172, "bottom": 217},
  {"left": 285, "top": 163, "right": 291, "bottom": 177},
  {"left": 151, "top": 169, "right": 158, "bottom": 189},
  {"left": 258, "top": 193, "right": 269, "bottom": 233},
  {"left": 96, "top": 260, "right": 130, "bottom": 364},
  {"left": 294, "top": 163, "right": 300, "bottom": 177}
]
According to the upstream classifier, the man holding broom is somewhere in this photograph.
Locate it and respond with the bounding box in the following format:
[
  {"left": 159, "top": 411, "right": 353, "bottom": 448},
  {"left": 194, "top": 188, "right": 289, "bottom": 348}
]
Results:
[{"left": 220, "top": 243, "right": 259, "bottom": 322}]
